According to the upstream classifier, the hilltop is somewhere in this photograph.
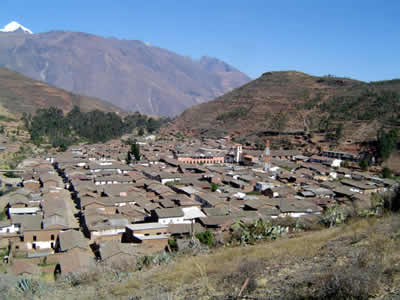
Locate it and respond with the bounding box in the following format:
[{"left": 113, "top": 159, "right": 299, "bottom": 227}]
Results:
[
  {"left": 0, "top": 30, "right": 250, "bottom": 116},
  {"left": 0, "top": 67, "right": 122, "bottom": 116},
  {"left": 170, "top": 71, "right": 400, "bottom": 143}
]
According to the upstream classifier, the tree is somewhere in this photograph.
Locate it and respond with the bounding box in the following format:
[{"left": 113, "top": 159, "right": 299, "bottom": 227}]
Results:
[
  {"left": 21, "top": 112, "right": 31, "bottom": 130},
  {"left": 210, "top": 183, "right": 218, "bottom": 192},
  {"left": 255, "top": 139, "right": 266, "bottom": 150},
  {"left": 126, "top": 152, "right": 132, "bottom": 165},
  {"left": 359, "top": 160, "right": 368, "bottom": 171},
  {"left": 377, "top": 128, "right": 398, "bottom": 161},
  {"left": 382, "top": 167, "right": 393, "bottom": 178},
  {"left": 138, "top": 127, "right": 145, "bottom": 136},
  {"left": 335, "top": 123, "right": 343, "bottom": 141},
  {"left": 131, "top": 142, "right": 140, "bottom": 161}
]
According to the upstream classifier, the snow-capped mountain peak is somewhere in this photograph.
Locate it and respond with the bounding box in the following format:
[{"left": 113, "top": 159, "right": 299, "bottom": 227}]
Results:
[{"left": 0, "top": 21, "right": 33, "bottom": 34}]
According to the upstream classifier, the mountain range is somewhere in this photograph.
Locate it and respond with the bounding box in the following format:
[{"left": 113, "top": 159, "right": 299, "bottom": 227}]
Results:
[{"left": 0, "top": 22, "right": 250, "bottom": 116}]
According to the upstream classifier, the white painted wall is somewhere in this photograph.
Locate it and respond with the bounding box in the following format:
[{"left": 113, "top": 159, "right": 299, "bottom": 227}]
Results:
[
  {"left": 92, "top": 228, "right": 125, "bottom": 237},
  {"left": 158, "top": 217, "right": 190, "bottom": 224},
  {"left": 0, "top": 224, "right": 20, "bottom": 234},
  {"left": 26, "top": 241, "right": 55, "bottom": 250}
]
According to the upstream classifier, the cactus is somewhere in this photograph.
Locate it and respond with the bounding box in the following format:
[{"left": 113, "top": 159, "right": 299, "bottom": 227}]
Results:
[{"left": 16, "top": 277, "right": 34, "bottom": 293}]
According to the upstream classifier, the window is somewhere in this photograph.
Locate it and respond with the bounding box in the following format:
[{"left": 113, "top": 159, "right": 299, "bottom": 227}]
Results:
[
  {"left": 51, "top": 242, "right": 54, "bottom": 249},
  {"left": 33, "top": 235, "right": 37, "bottom": 241},
  {"left": 51, "top": 234, "right": 55, "bottom": 240},
  {"left": 20, "top": 236, "right": 24, "bottom": 242},
  {"left": 32, "top": 243, "right": 36, "bottom": 249},
  {"left": 144, "top": 233, "right": 150, "bottom": 236}
]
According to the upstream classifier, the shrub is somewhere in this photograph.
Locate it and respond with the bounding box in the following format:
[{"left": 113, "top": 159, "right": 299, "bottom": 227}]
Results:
[
  {"left": 383, "top": 187, "right": 400, "bottom": 212},
  {"left": 382, "top": 167, "right": 393, "bottom": 178},
  {"left": 195, "top": 231, "right": 216, "bottom": 247},
  {"left": 3, "top": 171, "right": 20, "bottom": 178},
  {"left": 210, "top": 183, "right": 218, "bottom": 192},
  {"left": 168, "top": 238, "right": 178, "bottom": 251},
  {"left": 359, "top": 159, "right": 368, "bottom": 171}
]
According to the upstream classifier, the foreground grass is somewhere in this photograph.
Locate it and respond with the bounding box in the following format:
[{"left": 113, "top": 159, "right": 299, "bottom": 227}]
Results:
[
  {"left": 109, "top": 215, "right": 399, "bottom": 298},
  {"left": 8, "top": 214, "right": 400, "bottom": 299}
]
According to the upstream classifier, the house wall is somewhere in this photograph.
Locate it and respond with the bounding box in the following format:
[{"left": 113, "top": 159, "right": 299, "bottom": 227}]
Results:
[
  {"left": 10, "top": 203, "right": 27, "bottom": 208},
  {"left": 0, "top": 224, "right": 20, "bottom": 234},
  {"left": 91, "top": 228, "right": 125, "bottom": 240},
  {"left": 158, "top": 217, "right": 190, "bottom": 225},
  {"left": 128, "top": 227, "right": 168, "bottom": 235},
  {"left": 161, "top": 178, "right": 181, "bottom": 185},
  {"left": 279, "top": 212, "right": 321, "bottom": 218},
  {"left": 24, "top": 229, "right": 61, "bottom": 250},
  {"left": 23, "top": 182, "right": 40, "bottom": 192},
  {"left": 43, "top": 181, "right": 59, "bottom": 188},
  {"left": 177, "top": 156, "right": 225, "bottom": 165},
  {"left": 94, "top": 234, "right": 122, "bottom": 243}
]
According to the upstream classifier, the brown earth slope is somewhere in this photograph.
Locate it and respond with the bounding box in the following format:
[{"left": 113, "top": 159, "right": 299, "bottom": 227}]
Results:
[
  {"left": 0, "top": 67, "right": 123, "bottom": 116},
  {"left": 171, "top": 71, "right": 400, "bottom": 142},
  {"left": 0, "top": 31, "right": 250, "bottom": 116}
]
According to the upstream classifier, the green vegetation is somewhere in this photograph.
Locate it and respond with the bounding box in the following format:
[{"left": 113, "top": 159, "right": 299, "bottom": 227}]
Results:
[
  {"left": 377, "top": 128, "right": 398, "bottom": 161},
  {"left": 216, "top": 107, "right": 249, "bottom": 122},
  {"left": 25, "top": 106, "right": 168, "bottom": 150},
  {"left": 210, "top": 183, "right": 218, "bottom": 192},
  {"left": 254, "top": 138, "right": 266, "bottom": 150},
  {"left": 165, "top": 181, "right": 181, "bottom": 187},
  {"left": 126, "top": 140, "right": 141, "bottom": 163},
  {"left": 168, "top": 238, "right": 178, "bottom": 251},
  {"left": 0, "top": 115, "right": 16, "bottom": 122},
  {"left": 319, "top": 88, "right": 400, "bottom": 122},
  {"left": 320, "top": 205, "right": 347, "bottom": 227},
  {"left": 270, "top": 111, "right": 288, "bottom": 132},
  {"left": 382, "top": 167, "right": 393, "bottom": 178},
  {"left": 359, "top": 159, "right": 369, "bottom": 171},
  {"left": 0, "top": 209, "right": 7, "bottom": 221},
  {"left": 131, "top": 142, "right": 140, "bottom": 161},
  {"left": 3, "top": 171, "right": 19, "bottom": 178},
  {"left": 230, "top": 219, "right": 287, "bottom": 246},
  {"left": 246, "top": 191, "right": 261, "bottom": 195},
  {"left": 195, "top": 231, "right": 216, "bottom": 247}
]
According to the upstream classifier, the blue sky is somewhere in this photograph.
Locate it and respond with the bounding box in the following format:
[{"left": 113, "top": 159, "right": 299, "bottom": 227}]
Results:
[{"left": 1, "top": 0, "right": 399, "bottom": 81}]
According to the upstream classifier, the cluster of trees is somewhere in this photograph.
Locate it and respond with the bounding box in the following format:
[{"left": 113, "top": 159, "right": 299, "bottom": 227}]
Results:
[
  {"left": 23, "top": 106, "right": 168, "bottom": 150},
  {"left": 318, "top": 89, "right": 400, "bottom": 123}
]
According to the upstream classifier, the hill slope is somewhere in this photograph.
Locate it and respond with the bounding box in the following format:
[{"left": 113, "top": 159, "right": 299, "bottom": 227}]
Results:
[
  {"left": 2, "top": 215, "right": 397, "bottom": 299},
  {"left": 0, "top": 31, "right": 250, "bottom": 116},
  {"left": 0, "top": 67, "right": 122, "bottom": 116},
  {"left": 171, "top": 71, "right": 400, "bottom": 142}
]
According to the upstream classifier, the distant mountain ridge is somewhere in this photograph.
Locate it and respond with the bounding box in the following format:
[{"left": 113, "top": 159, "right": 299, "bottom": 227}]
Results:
[
  {"left": 0, "top": 27, "right": 250, "bottom": 116},
  {"left": 0, "top": 67, "right": 122, "bottom": 116},
  {"left": 170, "top": 71, "right": 400, "bottom": 142}
]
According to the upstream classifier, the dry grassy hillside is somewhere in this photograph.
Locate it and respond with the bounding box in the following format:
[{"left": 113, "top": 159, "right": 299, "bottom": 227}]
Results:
[
  {"left": 170, "top": 71, "right": 400, "bottom": 143},
  {"left": 0, "top": 67, "right": 122, "bottom": 116},
  {"left": 4, "top": 214, "right": 399, "bottom": 299}
]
